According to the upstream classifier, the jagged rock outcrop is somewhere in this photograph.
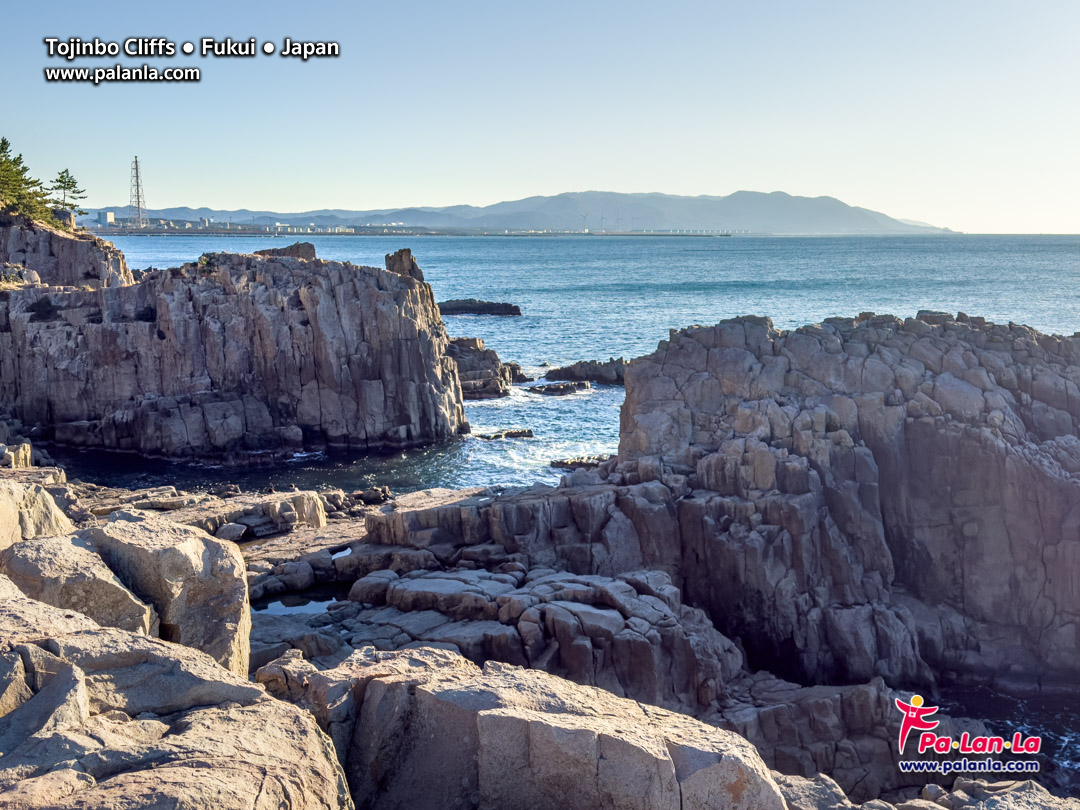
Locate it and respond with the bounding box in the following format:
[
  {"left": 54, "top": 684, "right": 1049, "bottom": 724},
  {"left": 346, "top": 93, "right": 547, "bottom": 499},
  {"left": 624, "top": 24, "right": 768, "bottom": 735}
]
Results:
[
  {"left": 363, "top": 311, "right": 1080, "bottom": 695},
  {"left": 445, "top": 336, "right": 517, "bottom": 399},
  {"left": 0, "top": 582, "right": 352, "bottom": 809},
  {"left": 438, "top": 298, "right": 522, "bottom": 316},
  {"left": 0, "top": 441, "right": 32, "bottom": 469},
  {"left": 547, "top": 357, "right": 627, "bottom": 384},
  {"left": 0, "top": 478, "right": 251, "bottom": 675},
  {"left": 255, "top": 241, "right": 317, "bottom": 260},
  {"left": 620, "top": 311, "right": 1080, "bottom": 692},
  {"left": 362, "top": 475, "right": 929, "bottom": 689},
  {"left": 252, "top": 562, "right": 744, "bottom": 714},
  {"left": 257, "top": 646, "right": 786, "bottom": 810},
  {"left": 0, "top": 216, "right": 132, "bottom": 288},
  {"left": 0, "top": 248, "right": 466, "bottom": 460}
]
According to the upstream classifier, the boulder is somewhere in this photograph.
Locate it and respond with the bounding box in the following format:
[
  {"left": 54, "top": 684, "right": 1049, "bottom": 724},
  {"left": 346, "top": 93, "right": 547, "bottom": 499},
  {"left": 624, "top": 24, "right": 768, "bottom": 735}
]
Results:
[
  {"left": 0, "top": 533, "right": 158, "bottom": 635},
  {"left": 0, "top": 584, "right": 351, "bottom": 809},
  {"left": 85, "top": 510, "right": 251, "bottom": 676},
  {"left": 0, "top": 480, "right": 74, "bottom": 553},
  {"left": 259, "top": 646, "right": 786, "bottom": 810}
]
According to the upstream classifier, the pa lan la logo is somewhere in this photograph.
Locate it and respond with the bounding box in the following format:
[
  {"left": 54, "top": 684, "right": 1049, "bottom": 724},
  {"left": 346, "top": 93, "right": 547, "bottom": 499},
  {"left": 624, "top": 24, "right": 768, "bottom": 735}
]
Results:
[{"left": 894, "top": 694, "right": 1042, "bottom": 756}]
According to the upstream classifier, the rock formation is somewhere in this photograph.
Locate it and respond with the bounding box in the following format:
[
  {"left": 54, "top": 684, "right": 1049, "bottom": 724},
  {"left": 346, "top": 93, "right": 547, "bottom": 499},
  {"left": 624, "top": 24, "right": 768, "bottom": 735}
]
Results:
[
  {"left": 1, "top": 467, "right": 252, "bottom": 675},
  {"left": 358, "top": 311, "right": 1080, "bottom": 696},
  {"left": 445, "top": 336, "right": 519, "bottom": 399},
  {"left": 255, "top": 241, "right": 317, "bottom": 260},
  {"left": 777, "top": 774, "right": 1080, "bottom": 809},
  {"left": 546, "top": 356, "right": 627, "bottom": 384},
  {"left": 0, "top": 581, "right": 351, "bottom": 809},
  {"left": 620, "top": 311, "right": 1080, "bottom": 693},
  {"left": 438, "top": 298, "right": 522, "bottom": 316},
  {"left": 0, "top": 216, "right": 132, "bottom": 288},
  {"left": 529, "top": 380, "right": 592, "bottom": 395},
  {"left": 0, "top": 248, "right": 466, "bottom": 460},
  {"left": 257, "top": 646, "right": 786, "bottom": 810}
]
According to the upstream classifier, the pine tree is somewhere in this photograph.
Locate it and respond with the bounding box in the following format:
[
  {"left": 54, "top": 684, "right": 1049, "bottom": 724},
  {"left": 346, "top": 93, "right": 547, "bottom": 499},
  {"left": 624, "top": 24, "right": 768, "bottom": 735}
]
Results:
[
  {"left": 0, "top": 138, "right": 56, "bottom": 224},
  {"left": 49, "top": 168, "right": 87, "bottom": 215}
]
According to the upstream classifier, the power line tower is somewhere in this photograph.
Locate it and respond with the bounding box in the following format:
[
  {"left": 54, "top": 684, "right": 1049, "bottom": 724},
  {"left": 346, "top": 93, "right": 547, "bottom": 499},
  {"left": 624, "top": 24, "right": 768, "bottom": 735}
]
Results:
[{"left": 128, "top": 156, "right": 147, "bottom": 228}]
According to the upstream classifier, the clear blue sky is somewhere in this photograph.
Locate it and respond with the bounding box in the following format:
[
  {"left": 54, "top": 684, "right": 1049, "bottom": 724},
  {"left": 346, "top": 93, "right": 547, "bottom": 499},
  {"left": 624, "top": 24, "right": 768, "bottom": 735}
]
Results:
[{"left": 3, "top": 0, "right": 1077, "bottom": 232}]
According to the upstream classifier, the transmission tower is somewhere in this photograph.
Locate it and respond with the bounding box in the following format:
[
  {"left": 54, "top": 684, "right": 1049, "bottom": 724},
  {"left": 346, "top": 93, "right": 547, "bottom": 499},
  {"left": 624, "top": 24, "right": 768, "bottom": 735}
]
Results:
[{"left": 129, "top": 156, "right": 147, "bottom": 228}]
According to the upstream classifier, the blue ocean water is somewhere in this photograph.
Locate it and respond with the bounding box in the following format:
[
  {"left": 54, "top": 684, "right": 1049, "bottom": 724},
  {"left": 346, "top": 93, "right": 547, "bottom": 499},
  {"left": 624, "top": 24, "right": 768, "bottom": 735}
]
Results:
[{"left": 52, "top": 233, "right": 1080, "bottom": 493}]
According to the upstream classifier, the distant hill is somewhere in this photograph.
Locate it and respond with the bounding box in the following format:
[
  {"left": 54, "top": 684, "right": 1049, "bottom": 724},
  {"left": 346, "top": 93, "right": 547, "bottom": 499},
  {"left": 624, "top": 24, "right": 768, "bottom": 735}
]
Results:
[{"left": 81, "top": 190, "right": 953, "bottom": 235}]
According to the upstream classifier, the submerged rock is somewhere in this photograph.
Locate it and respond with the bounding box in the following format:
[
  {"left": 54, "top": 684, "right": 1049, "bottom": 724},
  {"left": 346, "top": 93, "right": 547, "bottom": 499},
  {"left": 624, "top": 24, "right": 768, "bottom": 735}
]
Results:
[
  {"left": 546, "top": 357, "right": 627, "bottom": 384},
  {"left": 529, "top": 381, "right": 592, "bottom": 396},
  {"left": 438, "top": 298, "right": 522, "bottom": 316}
]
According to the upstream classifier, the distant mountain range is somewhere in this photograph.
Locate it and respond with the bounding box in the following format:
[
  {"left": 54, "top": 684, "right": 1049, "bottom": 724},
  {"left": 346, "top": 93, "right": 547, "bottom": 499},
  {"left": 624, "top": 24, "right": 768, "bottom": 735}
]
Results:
[{"left": 81, "top": 190, "right": 953, "bottom": 235}]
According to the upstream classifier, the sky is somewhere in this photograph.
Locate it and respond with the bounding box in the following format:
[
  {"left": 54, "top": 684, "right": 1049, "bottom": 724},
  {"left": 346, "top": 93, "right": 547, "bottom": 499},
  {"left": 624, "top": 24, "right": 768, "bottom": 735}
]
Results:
[{"left": 2, "top": 0, "right": 1078, "bottom": 233}]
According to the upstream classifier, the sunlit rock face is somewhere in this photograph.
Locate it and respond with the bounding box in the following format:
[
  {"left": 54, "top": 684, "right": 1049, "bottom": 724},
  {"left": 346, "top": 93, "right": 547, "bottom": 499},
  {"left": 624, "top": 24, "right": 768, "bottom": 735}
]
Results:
[
  {"left": 0, "top": 248, "right": 466, "bottom": 461},
  {"left": 0, "top": 217, "right": 132, "bottom": 288}
]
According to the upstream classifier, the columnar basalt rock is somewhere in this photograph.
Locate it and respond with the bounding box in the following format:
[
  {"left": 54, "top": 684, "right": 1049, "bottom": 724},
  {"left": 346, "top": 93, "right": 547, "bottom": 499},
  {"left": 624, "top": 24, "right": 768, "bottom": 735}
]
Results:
[
  {"left": 620, "top": 311, "right": 1080, "bottom": 691},
  {"left": 445, "top": 336, "right": 516, "bottom": 399},
  {"left": 0, "top": 249, "right": 466, "bottom": 460},
  {"left": 0, "top": 216, "right": 132, "bottom": 288},
  {"left": 362, "top": 311, "right": 1080, "bottom": 695}
]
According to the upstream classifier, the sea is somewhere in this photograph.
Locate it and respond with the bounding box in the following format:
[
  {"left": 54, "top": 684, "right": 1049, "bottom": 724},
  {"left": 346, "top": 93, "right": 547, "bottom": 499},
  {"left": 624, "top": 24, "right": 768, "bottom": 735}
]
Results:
[
  {"left": 50, "top": 233, "right": 1080, "bottom": 494},
  {"left": 48, "top": 232, "right": 1080, "bottom": 787}
]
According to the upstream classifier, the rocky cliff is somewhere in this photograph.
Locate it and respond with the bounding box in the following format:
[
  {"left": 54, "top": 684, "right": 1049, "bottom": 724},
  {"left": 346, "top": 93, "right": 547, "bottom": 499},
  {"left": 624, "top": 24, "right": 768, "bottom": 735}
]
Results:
[
  {"left": 620, "top": 311, "right": 1080, "bottom": 692},
  {"left": 0, "top": 216, "right": 132, "bottom": 288},
  {"left": 353, "top": 312, "right": 1080, "bottom": 694},
  {"left": 0, "top": 248, "right": 466, "bottom": 460}
]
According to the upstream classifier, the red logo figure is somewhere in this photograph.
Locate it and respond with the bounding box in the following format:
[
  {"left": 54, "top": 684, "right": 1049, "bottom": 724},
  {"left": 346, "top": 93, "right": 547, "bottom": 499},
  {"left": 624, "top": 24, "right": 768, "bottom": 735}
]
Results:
[{"left": 895, "top": 694, "right": 939, "bottom": 754}]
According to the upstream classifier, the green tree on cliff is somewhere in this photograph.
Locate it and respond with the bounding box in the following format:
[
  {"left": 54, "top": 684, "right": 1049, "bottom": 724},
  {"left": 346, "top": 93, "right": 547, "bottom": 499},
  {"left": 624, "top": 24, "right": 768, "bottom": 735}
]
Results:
[
  {"left": 49, "top": 168, "right": 87, "bottom": 215},
  {"left": 0, "top": 137, "right": 58, "bottom": 224}
]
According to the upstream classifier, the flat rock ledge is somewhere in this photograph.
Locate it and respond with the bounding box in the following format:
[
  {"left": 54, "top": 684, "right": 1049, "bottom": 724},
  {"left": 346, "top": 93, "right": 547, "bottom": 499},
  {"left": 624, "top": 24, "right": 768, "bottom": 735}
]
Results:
[{"left": 438, "top": 298, "right": 522, "bottom": 316}]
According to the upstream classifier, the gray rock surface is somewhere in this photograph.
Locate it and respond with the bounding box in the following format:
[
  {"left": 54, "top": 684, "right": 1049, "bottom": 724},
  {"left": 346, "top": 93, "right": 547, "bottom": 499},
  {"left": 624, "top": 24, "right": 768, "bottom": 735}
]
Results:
[
  {"left": 438, "top": 298, "right": 522, "bottom": 316},
  {"left": 0, "top": 216, "right": 132, "bottom": 288},
  {"left": 546, "top": 357, "right": 627, "bottom": 384},
  {"left": 86, "top": 510, "right": 251, "bottom": 676},
  {"left": 620, "top": 312, "right": 1080, "bottom": 690},
  {"left": 0, "top": 583, "right": 352, "bottom": 809},
  {"left": 0, "top": 248, "right": 466, "bottom": 460},
  {"left": 445, "top": 336, "right": 517, "bottom": 399},
  {"left": 258, "top": 646, "right": 786, "bottom": 810}
]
